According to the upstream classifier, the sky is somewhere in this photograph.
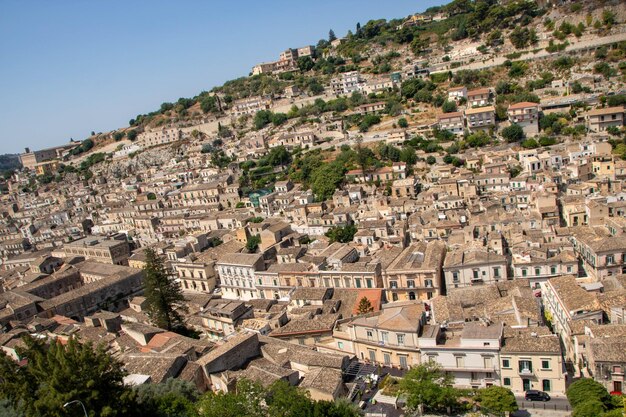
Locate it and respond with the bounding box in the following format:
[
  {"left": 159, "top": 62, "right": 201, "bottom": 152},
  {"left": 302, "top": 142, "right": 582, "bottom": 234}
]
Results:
[{"left": 0, "top": 0, "right": 446, "bottom": 154}]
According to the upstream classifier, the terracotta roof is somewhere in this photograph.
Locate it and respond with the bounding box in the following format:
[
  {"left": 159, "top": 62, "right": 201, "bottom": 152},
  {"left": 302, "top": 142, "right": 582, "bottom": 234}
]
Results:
[{"left": 508, "top": 102, "right": 539, "bottom": 110}]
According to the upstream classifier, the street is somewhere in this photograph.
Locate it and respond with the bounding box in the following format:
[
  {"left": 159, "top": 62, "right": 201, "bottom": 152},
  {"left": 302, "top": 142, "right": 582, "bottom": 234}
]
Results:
[{"left": 515, "top": 395, "right": 571, "bottom": 412}]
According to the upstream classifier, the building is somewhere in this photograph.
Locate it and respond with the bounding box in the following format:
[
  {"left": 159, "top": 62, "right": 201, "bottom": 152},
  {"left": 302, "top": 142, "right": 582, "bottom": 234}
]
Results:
[
  {"left": 437, "top": 112, "right": 465, "bottom": 136},
  {"left": 19, "top": 143, "right": 77, "bottom": 170},
  {"left": 586, "top": 106, "right": 624, "bottom": 133},
  {"left": 172, "top": 251, "right": 217, "bottom": 294},
  {"left": 216, "top": 253, "right": 265, "bottom": 300},
  {"left": 331, "top": 71, "right": 363, "bottom": 95},
  {"left": 385, "top": 241, "right": 446, "bottom": 301},
  {"left": 500, "top": 329, "right": 566, "bottom": 395},
  {"left": 200, "top": 300, "right": 253, "bottom": 340},
  {"left": 420, "top": 321, "right": 503, "bottom": 389},
  {"left": 443, "top": 248, "right": 508, "bottom": 290},
  {"left": 63, "top": 235, "right": 131, "bottom": 266},
  {"left": 230, "top": 96, "right": 272, "bottom": 117},
  {"left": 467, "top": 88, "right": 491, "bottom": 107},
  {"left": 448, "top": 87, "right": 467, "bottom": 103},
  {"left": 464, "top": 106, "right": 496, "bottom": 132},
  {"left": 507, "top": 102, "right": 539, "bottom": 136},
  {"left": 137, "top": 127, "right": 182, "bottom": 148},
  {"left": 329, "top": 302, "right": 426, "bottom": 369}
]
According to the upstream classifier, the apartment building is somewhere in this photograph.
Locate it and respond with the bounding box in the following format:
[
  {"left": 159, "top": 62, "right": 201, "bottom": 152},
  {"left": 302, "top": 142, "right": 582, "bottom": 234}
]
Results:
[
  {"left": 464, "top": 106, "right": 496, "bottom": 132},
  {"left": 541, "top": 275, "right": 603, "bottom": 362},
  {"left": 448, "top": 86, "right": 467, "bottom": 103},
  {"left": 63, "top": 235, "right": 131, "bottom": 265},
  {"left": 329, "top": 302, "right": 426, "bottom": 369},
  {"left": 230, "top": 96, "right": 272, "bottom": 117},
  {"left": 500, "top": 329, "right": 566, "bottom": 395},
  {"left": 569, "top": 228, "right": 626, "bottom": 281},
  {"left": 330, "top": 71, "right": 363, "bottom": 95},
  {"left": 385, "top": 241, "right": 446, "bottom": 301},
  {"left": 467, "top": 88, "right": 491, "bottom": 107},
  {"left": 586, "top": 106, "right": 624, "bottom": 133},
  {"left": 443, "top": 247, "right": 507, "bottom": 289},
  {"left": 507, "top": 102, "right": 539, "bottom": 136},
  {"left": 137, "top": 127, "right": 182, "bottom": 148},
  {"left": 420, "top": 321, "right": 503, "bottom": 389},
  {"left": 200, "top": 299, "right": 253, "bottom": 340},
  {"left": 172, "top": 251, "right": 217, "bottom": 294},
  {"left": 437, "top": 112, "right": 464, "bottom": 136},
  {"left": 216, "top": 253, "right": 265, "bottom": 300}
]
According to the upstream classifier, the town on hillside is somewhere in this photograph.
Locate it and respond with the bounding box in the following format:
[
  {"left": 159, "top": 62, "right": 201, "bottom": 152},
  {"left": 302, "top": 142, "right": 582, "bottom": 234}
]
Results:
[{"left": 2, "top": 0, "right": 626, "bottom": 416}]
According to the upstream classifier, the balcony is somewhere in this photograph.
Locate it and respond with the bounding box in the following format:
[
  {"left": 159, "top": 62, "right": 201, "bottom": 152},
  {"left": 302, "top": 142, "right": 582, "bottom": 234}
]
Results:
[{"left": 518, "top": 368, "right": 534, "bottom": 376}]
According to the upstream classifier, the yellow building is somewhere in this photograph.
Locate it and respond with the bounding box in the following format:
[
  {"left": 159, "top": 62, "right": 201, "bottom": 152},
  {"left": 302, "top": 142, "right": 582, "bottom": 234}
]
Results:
[
  {"left": 500, "top": 329, "right": 567, "bottom": 395},
  {"left": 34, "top": 160, "right": 60, "bottom": 176}
]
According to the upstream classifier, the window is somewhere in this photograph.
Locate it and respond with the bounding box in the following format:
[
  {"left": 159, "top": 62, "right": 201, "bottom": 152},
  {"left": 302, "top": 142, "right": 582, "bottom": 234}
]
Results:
[
  {"left": 355, "top": 279, "right": 362, "bottom": 288},
  {"left": 503, "top": 377, "right": 511, "bottom": 386},
  {"left": 493, "top": 267, "right": 501, "bottom": 278},
  {"left": 535, "top": 267, "right": 541, "bottom": 276},
  {"left": 519, "top": 360, "right": 532, "bottom": 374},
  {"left": 298, "top": 339, "right": 305, "bottom": 345},
  {"left": 456, "top": 356, "right": 465, "bottom": 368},
  {"left": 613, "top": 365, "right": 622, "bottom": 374},
  {"left": 369, "top": 350, "right": 376, "bottom": 362},
  {"left": 452, "top": 272, "right": 459, "bottom": 282},
  {"left": 366, "top": 279, "right": 373, "bottom": 288},
  {"left": 390, "top": 281, "right": 398, "bottom": 289},
  {"left": 407, "top": 280, "right": 415, "bottom": 288},
  {"left": 541, "top": 359, "right": 551, "bottom": 370},
  {"left": 473, "top": 270, "right": 479, "bottom": 279},
  {"left": 399, "top": 355, "right": 408, "bottom": 369},
  {"left": 484, "top": 356, "right": 493, "bottom": 369},
  {"left": 367, "top": 330, "right": 374, "bottom": 341},
  {"left": 397, "top": 333, "right": 405, "bottom": 346},
  {"left": 607, "top": 255, "right": 615, "bottom": 265},
  {"left": 425, "top": 279, "right": 433, "bottom": 288},
  {"left": 338, "top": 341, "right": 344, "bottom": 349},
  {"left": 383, "top": 353, "right": 391, "bottom": 366},
  {"left": 522, "top": 269, "right": 528, "bottom": 277},
  {"left": 380, "top": 332, "right": 389, "bottom": 344},
  {"left": 542, "top": 379, "right": 551, "bottom": 392},
  {"left": 502, "top": 359, "right": 511, "bottom": 369}
]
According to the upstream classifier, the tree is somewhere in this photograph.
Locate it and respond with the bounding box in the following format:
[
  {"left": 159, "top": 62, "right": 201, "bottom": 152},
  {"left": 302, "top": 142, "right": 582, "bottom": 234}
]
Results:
[
  {"left": 400, "top": 362, "right": 460, "bottom": 413},
  {"left": 477, "top": 386, "right": 518, "bottom": 414},
  {"left": 442, "top": 100, "right": 457, "bottom": 113},
  {"left": 143, "top": 248, "right": 186, "bottom": 331},
  {"left": 0, "top": 336, "right": 135, "bottom": 417},
  {"left": 310, "top": 161, "right": 345, "bottom": 201},
  {"left": 398, "top": 117, "right": 408, "bottom": 128},
  {"left": 200, "top": 95, "right": 219, "bottom": 113},
  {"left": 325, "top": 224, "right": 357, "bottom": 243},
  {"left": 246, "top": 235, "right": 261, "bottom": 253},
  {"left": 113, "top": 131, "right": 124, "bottom": 141},
  {"left": 133, "top": 379, "right": 199, "bottom": 417},
  {"left": 426, "top": 156, "right": 436, "bottom": 165},
  {"left": 357, "top": 297, "right": 374, "bottom": 314},
  {"left": 328, "top": 29, "right": 337, "bottom": 42},
  {"left": 502, "top": 123, "right": 524, "bottom": 142},
  {"left": 297, "top": 56, "right": 315, "bottom": 72},
  {"left": 567, "top": 378, "right": 612, "bottom": 409},
  {"left": 195, "top": 380, "right": 264, "bottom": 417},
  {"left": 126, "top": 130, "right": 138, "bottom": 141}
]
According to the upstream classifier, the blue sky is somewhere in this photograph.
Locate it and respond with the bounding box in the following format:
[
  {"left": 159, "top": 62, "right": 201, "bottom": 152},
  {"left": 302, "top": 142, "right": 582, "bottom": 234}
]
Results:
[{"left": 0, "top": 0, "right": 445, "bottom": 154}]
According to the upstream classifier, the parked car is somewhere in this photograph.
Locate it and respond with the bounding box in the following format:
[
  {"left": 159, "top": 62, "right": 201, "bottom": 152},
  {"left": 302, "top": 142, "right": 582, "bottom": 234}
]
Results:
[{"left": 525, "top": 390, "right": 551, "bottom": 401}]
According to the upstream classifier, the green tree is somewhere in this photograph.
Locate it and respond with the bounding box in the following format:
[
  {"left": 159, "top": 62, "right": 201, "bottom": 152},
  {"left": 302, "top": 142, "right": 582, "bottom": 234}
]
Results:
[
  {"left": 573, "top": 400, "right": 606, "bottom": 417},
  {"left": 477, "top": 386, "right": 518, "bottom": 414},
  {"left": 357, "top": 297, "right": 374, "bottom": 314},
  {"left": 126, "top": 130, "right": 138, "bottom": 141},
  {"left": 325, "top": 224, "right": 357, "bottom": 243},
  {"left": 195, "top": 380, "right": 264, "bottom": 417},
  {"left": 426, "top": 156, "right": 436, "bottom": 164},
  {"left": 502, "top": 123, "right": 524, "bottom": 142},
  {"left": 400, "top": 362, "right": 460, "bottom": 413},
  {"left": 398, "top": 117, "right": 408, "bottom": 128},
  {"left": 567, "top": 378, "right": 612, "bottom": 409},
  {"left": 297, "top": 56, "right": 315, "bottom": 72},
  {"left": 442, "top": 100, "right": 457, "bottom": 113},
  {"left": 311, "top": 162, "right": 345, "bottom": 201},
  {"left": 143, "top": 248, "right": 186, "bottom": 331},
  {"left": 133, "top": 379, "right": 199, "bottom": 417},
  {"left": 113, "top": 131, "right": 124, "bottom": 141},
  {"left": 246, "top": 235, "right": 261, "bottom": 253},
  {"left": 0, "top": 336, "right": 135, "bottom": 417},
  {"left": 328, "top": 29, "right": 337, "bottom": 42}
]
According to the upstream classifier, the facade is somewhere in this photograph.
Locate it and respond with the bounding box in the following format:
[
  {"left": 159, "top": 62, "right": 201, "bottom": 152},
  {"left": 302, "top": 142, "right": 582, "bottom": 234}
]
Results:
[
  {"left": 464, "top": 106, "right": 496, "bottom": 132},
  {"left": 201, "top": 300, "right": 253, "bottom": 340},
  {"left": 500, "top": 330, "right": 566, "bottom": 395},
  {"left": 137, "top": 128, "right": 182, "bottom": 148},
  {"left": 437, "top": 112, "right": 464, "bottom": 136},
  {"left": 507, "top": 102, "right": 539, "bottom": 136},
  {"left": 230, "top": 96, "right": 272, "bottom": 117},
  {"left": 586, "top": 106, "right": 624, "bottom": 133},
  {"left": 330, "top": 71, "right": 363, "bottom": 95},
  {"left": 216, "top": 253, "right": 265, "bottom": 300},
  {"left": 172, "top": 252, "right": 217, "bottom": 294},
  {"left": 443, "top": 248, "right": 508, "bottom": 289},
  {"left": 467, "top": 88, "right": 491, "bottom": 107},
  {"left": 63, "top": 236, "right": 131, "bottom": 265}
]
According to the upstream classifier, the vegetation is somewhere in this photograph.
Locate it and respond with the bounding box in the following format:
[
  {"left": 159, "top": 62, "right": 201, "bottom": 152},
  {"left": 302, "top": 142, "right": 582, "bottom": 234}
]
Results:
[
  {"left": 246, "top": 235, "right": 261, "bottom": 253},
  {"left": 325, "top": 224, "right": 357, "bottom": 243},
  {"left": 356, "top": 296, "right": 374, "bottom": 314},
  {"left": 567, "top": 378, "right": 622, "bottom": 417},
  {"left": 0, "top": 336, "right": 135, "bottom": 417},
  {"left": 502, "top": 123, "right": 524, "bottom": 142},
  {"left": 143, "top": 248, "right": 187, "bottom": 331},
  {"left": 475, "top": 386, "right": 518, "bottom": 414},
  {"left": 400, "top": 362, "right": 461, "bottom": 413}
]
